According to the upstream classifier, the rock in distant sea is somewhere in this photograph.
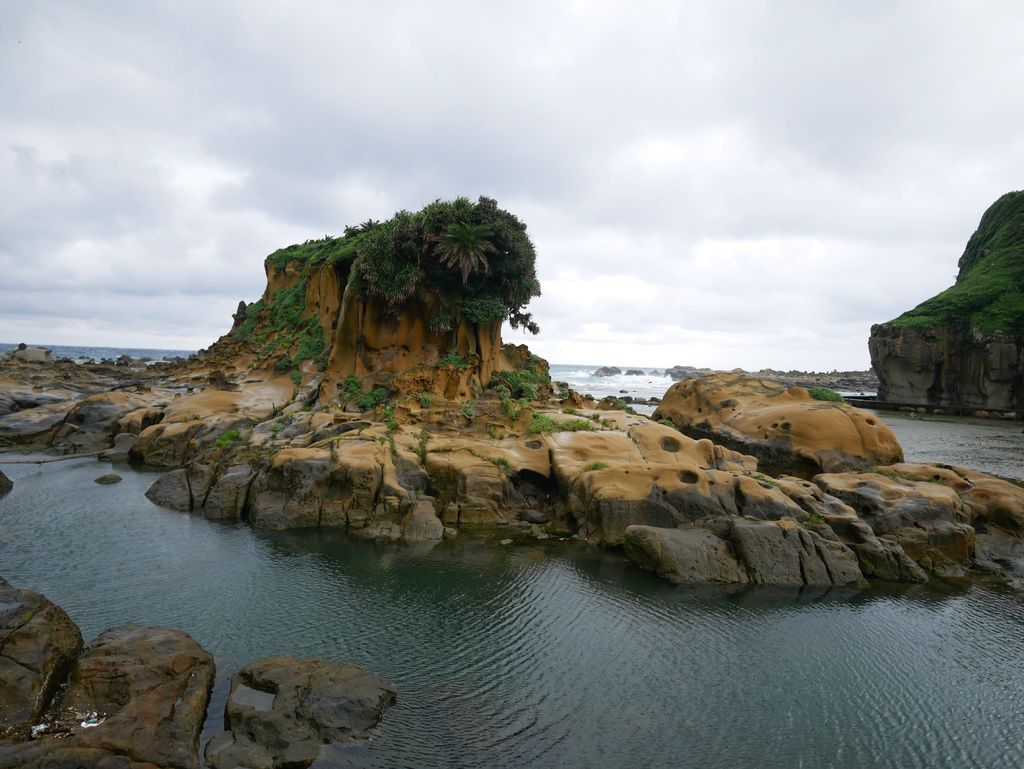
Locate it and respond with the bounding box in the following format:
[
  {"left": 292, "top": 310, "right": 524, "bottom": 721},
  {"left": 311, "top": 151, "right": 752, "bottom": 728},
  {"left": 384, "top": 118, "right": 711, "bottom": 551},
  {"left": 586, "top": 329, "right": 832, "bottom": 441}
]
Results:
[
  {"left": 2, "top": 345, "right": 53, "bottom": 364},
  {"left": 869, "top": 191, "right": 1024, "bottom": 413},
  {"left": 625, "top": 369, "right": 645, "bottom": 376},
  {"left": 593, "top": 366, "right": 621, "bottom": 376}
]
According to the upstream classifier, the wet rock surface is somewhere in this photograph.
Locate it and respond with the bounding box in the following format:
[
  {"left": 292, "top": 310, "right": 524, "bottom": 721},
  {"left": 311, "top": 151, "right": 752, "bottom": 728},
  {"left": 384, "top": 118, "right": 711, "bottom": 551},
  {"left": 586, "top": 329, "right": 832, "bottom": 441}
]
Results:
[
  {"left": 0, "top": 578, "right": 84, "bottom": 743},
  {"left": 204, "top": 656, "right": 396, "bottom": 769},
  {"left": 0, "top": 624, "right": 215, "bottom": 769}
]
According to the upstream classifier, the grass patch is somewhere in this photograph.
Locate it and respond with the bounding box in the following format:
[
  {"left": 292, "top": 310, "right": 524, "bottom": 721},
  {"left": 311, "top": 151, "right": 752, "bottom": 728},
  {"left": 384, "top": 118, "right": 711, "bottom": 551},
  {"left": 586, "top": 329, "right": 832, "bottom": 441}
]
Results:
[
  {"left": 355, "top": 387, "right": 389, "bottom": 412},
  {"left": 438, "top": 352, "right": 469, "bottom": 369},
  {"left": 583, "top": 461, "right": 608, "bottom": 472},
  {"left": 461, "top": 402, "right": 475, "bottom": 421},
  {"left": 490, "top": 457, "right": 512, "bottom": 475},
  {"left": 338, "top": 375, "right": 361, "bottom": 403},
  {"left": 808, "top": 386, "right": 844, "bottom": 402},
  {"left": 529, "top": 414, "right": 596, "bottom": 435},
  {"left": 215, "top": 428, "right": 241, "bottom": 448}
]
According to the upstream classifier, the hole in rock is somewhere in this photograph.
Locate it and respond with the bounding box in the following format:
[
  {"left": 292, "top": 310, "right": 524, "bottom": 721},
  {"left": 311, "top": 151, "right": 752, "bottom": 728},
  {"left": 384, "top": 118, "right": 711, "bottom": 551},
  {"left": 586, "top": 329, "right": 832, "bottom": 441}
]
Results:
[
  {"left": 679, "top": 470, "right": 700, "bottom": 484},
  {"left": 659, "top": 436, "right": 680, "bottom": 453}
]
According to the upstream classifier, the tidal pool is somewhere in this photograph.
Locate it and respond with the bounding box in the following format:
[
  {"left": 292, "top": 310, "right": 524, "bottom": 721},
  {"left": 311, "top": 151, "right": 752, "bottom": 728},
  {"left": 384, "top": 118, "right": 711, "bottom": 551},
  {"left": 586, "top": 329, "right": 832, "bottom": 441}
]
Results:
[{"left": 1, "top": 457, "right": 1023, "bottom": 768}]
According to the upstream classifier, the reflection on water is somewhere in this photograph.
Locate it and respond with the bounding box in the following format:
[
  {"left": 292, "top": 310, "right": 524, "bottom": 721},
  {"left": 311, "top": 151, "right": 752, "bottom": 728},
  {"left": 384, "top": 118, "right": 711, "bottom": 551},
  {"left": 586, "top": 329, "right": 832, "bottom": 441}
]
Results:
[
  {"left": 1, "top": 458, "right": 1024, "bottom": 768},
  {"left": 870, "top": 409, "right": 1024, "bottom": 481}
]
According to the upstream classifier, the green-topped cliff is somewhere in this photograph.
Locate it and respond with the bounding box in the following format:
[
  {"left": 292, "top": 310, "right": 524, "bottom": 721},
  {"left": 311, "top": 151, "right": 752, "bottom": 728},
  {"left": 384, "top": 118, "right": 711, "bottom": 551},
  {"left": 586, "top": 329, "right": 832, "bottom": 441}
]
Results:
[
  {"left": 870, "top": 192, "right": 1024, "bottom": 412},
  {"left": 889, "top": 190, "right": 1024, "bottom": 335}
]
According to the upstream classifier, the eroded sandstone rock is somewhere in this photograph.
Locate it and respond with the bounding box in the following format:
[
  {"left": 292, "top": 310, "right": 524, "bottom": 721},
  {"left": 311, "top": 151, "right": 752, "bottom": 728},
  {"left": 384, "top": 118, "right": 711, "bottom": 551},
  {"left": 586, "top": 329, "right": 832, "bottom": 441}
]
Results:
[{"left": 653, "top": 373, "right": 904, "bottom": 477}]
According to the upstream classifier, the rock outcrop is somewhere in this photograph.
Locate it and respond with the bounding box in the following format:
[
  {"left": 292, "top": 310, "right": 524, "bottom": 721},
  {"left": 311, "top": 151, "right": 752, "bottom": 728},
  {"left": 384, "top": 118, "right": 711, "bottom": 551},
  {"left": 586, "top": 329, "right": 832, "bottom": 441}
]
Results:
[
  {"left": 0, "top": 578, "right": 83, "bottom": 743},
  {"left": 623, "top": 520, "right": 863, "bottom": 587},
  {"left": 204, "top": 657, "right": 396, "bottom": 769},
  {"left": 869, "top": 191, "right": 1024, "bottom": 413},
  {"left": 1, "top": 624, "right": 215, "bottom": 769},
  {"left": 652, "top": 373, "right": 904, "bottom": 477},
  {"left": 0, "top": 579, "right": 399, "bottom": 768},
  {"left": 0, "top": 469, "right": 11, "bottom": 498}
]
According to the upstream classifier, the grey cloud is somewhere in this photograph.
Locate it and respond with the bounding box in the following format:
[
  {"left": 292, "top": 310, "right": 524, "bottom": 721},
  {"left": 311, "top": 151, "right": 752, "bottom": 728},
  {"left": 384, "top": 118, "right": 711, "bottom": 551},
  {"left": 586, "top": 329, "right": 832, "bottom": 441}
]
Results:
[{"left": 2, "top": 0, "right": 1022, "bottom": 369}]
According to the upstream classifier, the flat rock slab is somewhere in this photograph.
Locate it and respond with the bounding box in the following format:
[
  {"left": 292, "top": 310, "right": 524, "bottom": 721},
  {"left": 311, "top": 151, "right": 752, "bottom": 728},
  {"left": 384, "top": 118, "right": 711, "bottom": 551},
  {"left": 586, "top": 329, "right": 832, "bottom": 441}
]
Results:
[
  {"left": 0, "top": 577, "right": 83, "bottom": 743},
  {"left": 205, "top": 656, "right": 396, "bottom": 769},
  {"left": 0, "top": 624, "right": 214, "bottom": 769}
]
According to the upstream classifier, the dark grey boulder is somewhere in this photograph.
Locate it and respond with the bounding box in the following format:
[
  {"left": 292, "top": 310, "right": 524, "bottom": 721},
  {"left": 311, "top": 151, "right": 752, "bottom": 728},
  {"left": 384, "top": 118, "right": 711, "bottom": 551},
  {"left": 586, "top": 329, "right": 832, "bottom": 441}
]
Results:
[{"left": 204, "top": 657, "right": 396, "bottom": 769}]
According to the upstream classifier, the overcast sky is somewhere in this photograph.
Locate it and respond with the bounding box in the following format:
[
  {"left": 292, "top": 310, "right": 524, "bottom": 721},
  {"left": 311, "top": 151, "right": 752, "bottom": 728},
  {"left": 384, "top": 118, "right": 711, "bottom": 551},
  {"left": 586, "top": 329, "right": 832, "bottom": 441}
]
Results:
[{"left": 3, "top": 1, "right": 1022, "bottom": 370}]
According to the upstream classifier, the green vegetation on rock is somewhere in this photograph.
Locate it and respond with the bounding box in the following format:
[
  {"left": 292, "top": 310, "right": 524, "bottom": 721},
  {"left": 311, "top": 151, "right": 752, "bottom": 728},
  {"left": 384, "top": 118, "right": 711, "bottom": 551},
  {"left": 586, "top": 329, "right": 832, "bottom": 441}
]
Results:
[
  {"left": 808, "top": 386, "right": 844, "bottom": 402},
  {"left": 355, "top": 387, "right": 390, "bottom": 412},
  {"left": 528, "top": 414, "right": 596, "bottom": 435},
  {"left": 215, "top": 428, "right": 240, "bottom": 448},
  {"left": 889, "top": 191, "right": 1024, "bottom": 335}
]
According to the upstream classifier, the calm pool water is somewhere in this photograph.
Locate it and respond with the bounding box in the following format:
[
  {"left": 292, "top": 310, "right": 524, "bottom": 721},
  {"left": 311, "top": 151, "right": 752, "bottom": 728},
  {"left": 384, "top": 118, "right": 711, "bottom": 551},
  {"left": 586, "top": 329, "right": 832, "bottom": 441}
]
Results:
[
  {"left": 869, "top": 409, "right": 1024, "bottom": 482},
  {"left": 1, "top": 457, "right": 1023, "bottom": 768}
]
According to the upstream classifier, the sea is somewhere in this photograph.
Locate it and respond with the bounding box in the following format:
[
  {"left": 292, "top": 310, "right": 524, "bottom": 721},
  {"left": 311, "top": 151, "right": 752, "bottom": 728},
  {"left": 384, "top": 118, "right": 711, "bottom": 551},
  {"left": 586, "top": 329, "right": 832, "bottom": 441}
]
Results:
[{"left": 0, "top": 342, "right": 195, "bottom": 364}]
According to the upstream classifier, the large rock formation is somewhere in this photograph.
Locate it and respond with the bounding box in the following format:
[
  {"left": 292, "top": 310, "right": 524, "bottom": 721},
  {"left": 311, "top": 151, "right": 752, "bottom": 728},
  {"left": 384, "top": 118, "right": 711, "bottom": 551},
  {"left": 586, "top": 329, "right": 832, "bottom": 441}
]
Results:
[
  {"left": 3, "top": 625, "right": 215, "bottom": 769},
  {"left": 652, "top": 373, "right": 904, "bottom": 477},
  {"left": 870, "top": 192, "right": 1024, "bottom": 412}
]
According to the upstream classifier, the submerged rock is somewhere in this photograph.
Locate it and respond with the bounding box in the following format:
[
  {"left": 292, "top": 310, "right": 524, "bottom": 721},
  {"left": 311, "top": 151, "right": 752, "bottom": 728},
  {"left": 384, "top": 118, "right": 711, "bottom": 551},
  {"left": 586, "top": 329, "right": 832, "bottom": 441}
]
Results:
[
  {"left": 94, "top": 473, "right": 123, "bottom": 484},
  {"left": 0, "top": 577, "right": 83, "bottom": 743},
  {"left": 653, "top": 373, "right": 904, "bottom": 477},
  {"left": 204, "top": 656, "right": 396, "bottom": 769}
]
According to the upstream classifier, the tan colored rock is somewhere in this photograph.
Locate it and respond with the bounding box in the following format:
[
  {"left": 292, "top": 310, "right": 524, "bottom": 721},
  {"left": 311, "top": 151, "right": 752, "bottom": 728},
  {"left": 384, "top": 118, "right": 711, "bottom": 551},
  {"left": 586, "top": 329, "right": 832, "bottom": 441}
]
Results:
[
  {"left": 652, "top": 373, "right": 903, "bottom": 477},
  {"left": 402, "top": 498, "right": 444, "bottom": 543}
]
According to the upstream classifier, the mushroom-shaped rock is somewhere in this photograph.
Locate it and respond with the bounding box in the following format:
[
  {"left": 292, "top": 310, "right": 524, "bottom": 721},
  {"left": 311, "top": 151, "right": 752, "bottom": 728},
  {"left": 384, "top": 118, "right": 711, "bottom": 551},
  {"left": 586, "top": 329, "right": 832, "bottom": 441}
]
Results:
[{"left": 652, "top": 373, "right": 903, "bottom": 477}]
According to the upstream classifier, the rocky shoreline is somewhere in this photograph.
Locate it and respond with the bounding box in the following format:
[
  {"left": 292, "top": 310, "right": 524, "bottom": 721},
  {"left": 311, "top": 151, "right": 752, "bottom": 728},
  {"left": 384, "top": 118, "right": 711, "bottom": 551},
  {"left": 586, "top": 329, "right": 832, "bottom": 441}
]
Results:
[{"left": 0, "top": 577, "right": 394, "bottom": 768}]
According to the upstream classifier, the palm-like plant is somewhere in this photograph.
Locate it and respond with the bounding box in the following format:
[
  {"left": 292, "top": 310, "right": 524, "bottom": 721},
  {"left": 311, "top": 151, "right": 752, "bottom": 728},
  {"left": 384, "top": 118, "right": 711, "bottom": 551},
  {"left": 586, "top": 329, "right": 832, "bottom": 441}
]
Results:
[{"left": 435, "top": 222, "right": 496, "bottom": 284}]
